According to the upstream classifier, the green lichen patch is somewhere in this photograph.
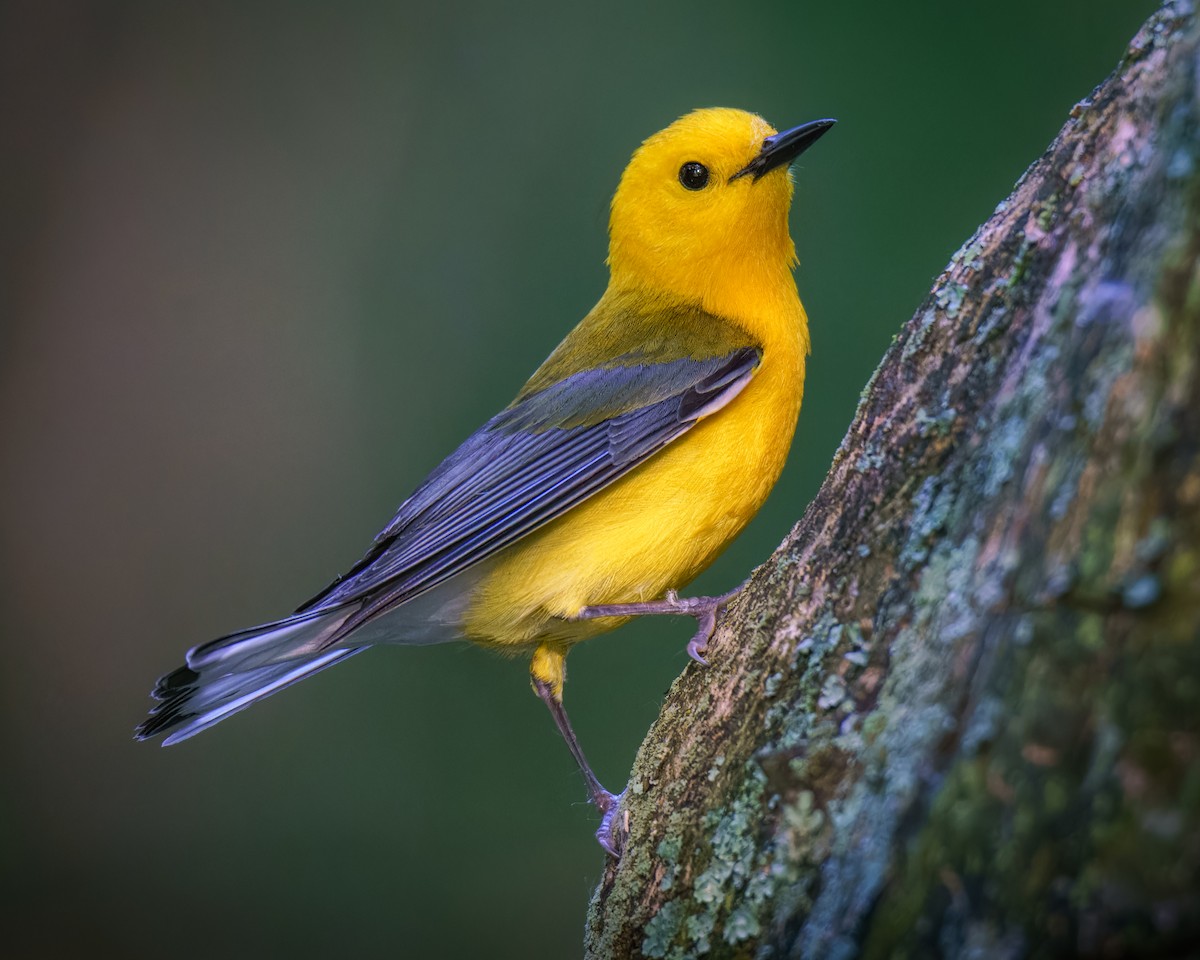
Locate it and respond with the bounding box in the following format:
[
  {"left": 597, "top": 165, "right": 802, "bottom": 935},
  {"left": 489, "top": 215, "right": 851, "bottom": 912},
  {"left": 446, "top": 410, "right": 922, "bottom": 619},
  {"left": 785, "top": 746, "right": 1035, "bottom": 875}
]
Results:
[{"left": 642, "top": 900, "right": 685, "bottom": 958}]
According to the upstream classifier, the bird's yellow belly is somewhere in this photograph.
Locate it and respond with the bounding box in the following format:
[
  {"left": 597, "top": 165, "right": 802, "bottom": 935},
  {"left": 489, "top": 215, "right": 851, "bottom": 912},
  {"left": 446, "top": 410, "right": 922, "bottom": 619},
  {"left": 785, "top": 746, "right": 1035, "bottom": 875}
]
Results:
[{"left": 462, "top": 359, "right": 802, "bottom": 652}]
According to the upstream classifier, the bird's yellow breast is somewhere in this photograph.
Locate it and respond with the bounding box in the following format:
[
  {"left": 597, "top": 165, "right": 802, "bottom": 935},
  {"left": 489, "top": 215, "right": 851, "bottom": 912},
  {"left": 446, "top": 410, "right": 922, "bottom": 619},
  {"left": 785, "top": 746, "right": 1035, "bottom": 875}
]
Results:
[{"left": 463, "top": 297, "right": 806, "bottom": 653}]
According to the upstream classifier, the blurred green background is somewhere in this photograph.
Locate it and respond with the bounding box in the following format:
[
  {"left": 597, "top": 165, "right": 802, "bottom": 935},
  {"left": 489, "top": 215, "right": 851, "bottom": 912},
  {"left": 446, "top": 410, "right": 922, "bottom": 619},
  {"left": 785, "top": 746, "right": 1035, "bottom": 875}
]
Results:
[{"left": 0, "top": 1, "right": 1157, "bottom": 957}]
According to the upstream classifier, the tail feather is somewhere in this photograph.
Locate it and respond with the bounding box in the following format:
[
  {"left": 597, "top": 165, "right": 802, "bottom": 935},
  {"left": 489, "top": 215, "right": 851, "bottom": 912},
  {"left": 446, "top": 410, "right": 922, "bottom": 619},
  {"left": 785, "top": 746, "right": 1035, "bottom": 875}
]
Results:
[
  {"left": 135, "top": 604, "right": 364, "bottom": 745},
  {"left": 135, "top": 648, "right": 365, "bottom": 745},
  {"left": 186, "top": 605, "right": 357, "bottom": 674}
]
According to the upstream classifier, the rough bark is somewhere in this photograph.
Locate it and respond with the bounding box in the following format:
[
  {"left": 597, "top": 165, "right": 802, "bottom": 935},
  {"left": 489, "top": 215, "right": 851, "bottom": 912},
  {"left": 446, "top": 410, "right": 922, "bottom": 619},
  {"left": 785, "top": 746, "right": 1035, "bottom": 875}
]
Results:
[{"left": 585, "top": 3, "right": 1200, "bottom": 958}]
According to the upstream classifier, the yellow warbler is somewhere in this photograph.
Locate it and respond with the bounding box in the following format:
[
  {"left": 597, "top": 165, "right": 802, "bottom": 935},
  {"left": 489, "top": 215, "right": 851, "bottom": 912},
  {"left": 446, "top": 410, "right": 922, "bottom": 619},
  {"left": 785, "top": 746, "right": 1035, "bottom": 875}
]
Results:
[{"left": 137, "top": 107, "right": 834, "bottom": 854}]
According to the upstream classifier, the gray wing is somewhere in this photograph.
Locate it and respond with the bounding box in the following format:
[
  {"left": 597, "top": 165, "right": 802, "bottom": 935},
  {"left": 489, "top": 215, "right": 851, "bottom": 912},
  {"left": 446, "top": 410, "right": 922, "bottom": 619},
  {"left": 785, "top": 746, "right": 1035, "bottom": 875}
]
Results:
[{"left": 300, "top": 347, "right": 760, "bottom": 635}]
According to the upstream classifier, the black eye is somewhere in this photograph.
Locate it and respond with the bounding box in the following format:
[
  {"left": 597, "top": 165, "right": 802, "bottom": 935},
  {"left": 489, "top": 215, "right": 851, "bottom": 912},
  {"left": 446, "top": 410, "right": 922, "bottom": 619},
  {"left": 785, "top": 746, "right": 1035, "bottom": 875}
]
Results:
[{"left": 678, "top": 161, "right": 709, "bottom": 190}]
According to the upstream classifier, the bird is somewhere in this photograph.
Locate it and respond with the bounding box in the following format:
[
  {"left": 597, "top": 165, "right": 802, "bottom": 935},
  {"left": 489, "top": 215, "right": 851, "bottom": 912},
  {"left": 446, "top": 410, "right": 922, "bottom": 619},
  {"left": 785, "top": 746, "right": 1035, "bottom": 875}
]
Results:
[{"left": 136, "top": 107, "right": 834, "bottom": 855}]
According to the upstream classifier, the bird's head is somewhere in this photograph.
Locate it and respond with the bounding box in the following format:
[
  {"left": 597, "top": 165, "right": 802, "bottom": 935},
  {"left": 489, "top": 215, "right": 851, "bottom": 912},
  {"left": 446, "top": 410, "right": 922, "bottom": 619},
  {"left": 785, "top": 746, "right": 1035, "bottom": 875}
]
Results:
[{"left": 607, "top": 108, "right": 834, "bottom": 311}]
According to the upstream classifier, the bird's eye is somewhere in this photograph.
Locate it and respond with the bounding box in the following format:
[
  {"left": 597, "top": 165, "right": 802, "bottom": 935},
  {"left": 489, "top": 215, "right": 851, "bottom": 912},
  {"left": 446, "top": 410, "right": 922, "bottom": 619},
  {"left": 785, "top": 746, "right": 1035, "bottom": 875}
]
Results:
[{"left": 678, "top": 161, "right": 710, "bottom": 190}]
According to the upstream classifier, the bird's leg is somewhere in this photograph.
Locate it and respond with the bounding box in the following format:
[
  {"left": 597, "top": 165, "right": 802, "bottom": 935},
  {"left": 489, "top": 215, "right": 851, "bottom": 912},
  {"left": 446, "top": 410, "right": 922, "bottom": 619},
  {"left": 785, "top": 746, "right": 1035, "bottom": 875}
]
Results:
[
  {"left": 572, "top": 583, "right": 746, "bottom": 666},
  {"left": 532, "top": 677, "right": 626, "bottom": 857}
]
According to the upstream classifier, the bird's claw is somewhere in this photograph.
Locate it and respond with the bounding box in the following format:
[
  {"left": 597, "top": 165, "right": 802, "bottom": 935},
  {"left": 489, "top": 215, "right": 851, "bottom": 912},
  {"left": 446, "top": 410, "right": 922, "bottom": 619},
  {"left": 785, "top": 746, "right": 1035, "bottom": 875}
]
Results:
[
  {"left": 594, "top": 788, "right": 628, "bottom": 857},
  {"left": 571, "top": 582, "right": 746, "bottom": 667},
  {"left": 684, "top": 586, "right": 744, "bottom": 665}
]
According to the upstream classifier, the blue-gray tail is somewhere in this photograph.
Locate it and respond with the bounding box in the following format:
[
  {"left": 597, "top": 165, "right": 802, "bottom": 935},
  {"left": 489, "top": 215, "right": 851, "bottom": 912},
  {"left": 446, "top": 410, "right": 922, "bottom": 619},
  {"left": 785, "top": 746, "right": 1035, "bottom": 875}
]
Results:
[{"left": 135, "top": 605, "right": 363, "bottom": 746}]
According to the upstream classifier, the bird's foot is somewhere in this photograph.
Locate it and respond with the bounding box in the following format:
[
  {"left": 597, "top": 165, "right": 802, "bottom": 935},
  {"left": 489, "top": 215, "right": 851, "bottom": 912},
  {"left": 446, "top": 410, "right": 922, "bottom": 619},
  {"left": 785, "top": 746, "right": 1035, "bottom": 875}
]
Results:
[
  {"left": 674, "top": 586, "right": 743, "bottom": 665},
  {"left": 532, "top": 676, "right": 629, "bottom": 857},
  {"left": 593, "top": 787, "right": 628, "bottom": 857},
  {"left": 574, "top": 583, "right": 746, "bottom": 667}
]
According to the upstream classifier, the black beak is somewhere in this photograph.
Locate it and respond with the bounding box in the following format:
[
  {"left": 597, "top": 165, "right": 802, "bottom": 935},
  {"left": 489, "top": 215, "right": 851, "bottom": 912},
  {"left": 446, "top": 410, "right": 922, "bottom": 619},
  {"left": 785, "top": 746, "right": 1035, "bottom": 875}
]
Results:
[{"left": 730, "top": 118, "right": 836, "bottom": 182}]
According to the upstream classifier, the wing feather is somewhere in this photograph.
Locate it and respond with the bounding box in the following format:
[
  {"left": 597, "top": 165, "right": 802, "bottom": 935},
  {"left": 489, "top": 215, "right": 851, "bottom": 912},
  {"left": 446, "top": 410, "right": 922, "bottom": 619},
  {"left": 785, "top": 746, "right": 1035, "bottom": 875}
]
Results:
[{"left": 301, "top": 346, "right": 760, "bottom": 636}]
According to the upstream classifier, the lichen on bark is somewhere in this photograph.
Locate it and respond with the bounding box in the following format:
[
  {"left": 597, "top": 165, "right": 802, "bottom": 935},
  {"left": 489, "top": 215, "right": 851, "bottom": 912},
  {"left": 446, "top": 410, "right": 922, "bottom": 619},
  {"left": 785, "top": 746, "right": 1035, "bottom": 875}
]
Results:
[{"left": 586, "top": 3, "right": 1200, "bottom": 957}]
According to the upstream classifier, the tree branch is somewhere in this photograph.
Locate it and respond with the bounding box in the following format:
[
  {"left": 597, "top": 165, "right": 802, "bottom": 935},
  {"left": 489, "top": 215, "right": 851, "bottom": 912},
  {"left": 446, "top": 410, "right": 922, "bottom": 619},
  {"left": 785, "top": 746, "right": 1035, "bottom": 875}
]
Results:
[{"left": 586, "top": 3, "right": 1200, "bottom": 957}]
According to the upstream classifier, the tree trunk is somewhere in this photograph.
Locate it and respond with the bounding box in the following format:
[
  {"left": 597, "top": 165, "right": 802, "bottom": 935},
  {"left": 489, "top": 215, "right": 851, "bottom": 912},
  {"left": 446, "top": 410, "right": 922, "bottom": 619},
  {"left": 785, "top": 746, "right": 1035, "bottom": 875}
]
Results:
[{"left": 585, "top": 3, "right": 1200, "bottom": 957}]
